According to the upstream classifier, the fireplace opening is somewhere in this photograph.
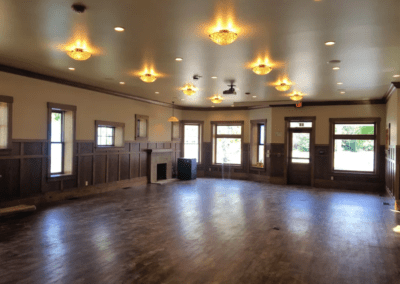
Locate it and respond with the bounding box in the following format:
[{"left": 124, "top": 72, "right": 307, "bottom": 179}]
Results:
[{"left": 157, "top": 163, "right": 167, "bottom": 180}]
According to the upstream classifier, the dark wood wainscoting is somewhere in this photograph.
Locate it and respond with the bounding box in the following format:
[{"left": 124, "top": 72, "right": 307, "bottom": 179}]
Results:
[
  {"left": 385, "top": 146, "right": 397, "bottom": 198},
  {"left": 0, "top": 140, "right": 181, "bottom": 202}
]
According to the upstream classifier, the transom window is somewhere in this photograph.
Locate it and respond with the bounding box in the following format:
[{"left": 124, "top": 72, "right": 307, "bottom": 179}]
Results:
[
  {"left": 330, "top": 118, "right": 380, "bottom": 173},
  {"left": 212, "top": 122, "right": 244, "bottom": 165},
  {"left": 97, "top": 126, "right": 115, "bottom": 146}
]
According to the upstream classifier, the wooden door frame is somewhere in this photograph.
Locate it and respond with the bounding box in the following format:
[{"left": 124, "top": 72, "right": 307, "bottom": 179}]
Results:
[{"left": 284, "top": 117, "right": 316, "bottom": 186}]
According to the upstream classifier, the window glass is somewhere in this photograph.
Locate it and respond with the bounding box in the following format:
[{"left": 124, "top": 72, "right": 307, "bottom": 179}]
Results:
[
  {"left": 258, "top": 145, "right": 264, "bottom": 163},
  {"left": 290, "top": 122, "right": 312, "bottom": 128},
  {"left": 292, "top": 133, "right": 310, "bottom": 164},
  {"left": 51, "top": 112, "right": 62, "bottom": 142},
  {"left": 184, "top": 125, "right": 200, "bottom": 162},
  {"left": 98, "top": 126, "right": 114, "bottom": 146},
  {"left": 335, "top": 124, "right": 374, "bottom": 135},
  {"left": 51, "top": 143, "right": 62, "bottom": 173},
  {"left": 0, "top": 103, "right": 8, "bottom": 148},
  {"left": 217, "top": 125, "right": 241, "bottom": 135},
  {"left": 334, "top": 139, "right": 374, "bottom": 172},
  {"left": 216, "top": 138, "right": 241, "bottom": 164},
  {"left": 259, "top": 125, "right": 265, "bottom": 145}
]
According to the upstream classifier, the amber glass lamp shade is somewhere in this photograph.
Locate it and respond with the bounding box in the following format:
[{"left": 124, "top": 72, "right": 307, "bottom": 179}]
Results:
[
  {"left": 67, "top": 48, "right": 91, "bottom": 61},
  {"left": 209, "top": 29, "right": 238, "bottom": 45}
]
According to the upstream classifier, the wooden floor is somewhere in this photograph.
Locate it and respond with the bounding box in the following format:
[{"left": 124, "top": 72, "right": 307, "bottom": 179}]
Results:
[{"left": 0, "top": 178, "right": 399, "bottom": 284}]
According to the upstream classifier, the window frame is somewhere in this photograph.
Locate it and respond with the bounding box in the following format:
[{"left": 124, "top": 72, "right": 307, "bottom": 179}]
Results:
[
  {"left": 0, "top": 95, "right": 13, "bottom": 154},
  {"left": 181, "top": 120, "right": 204, "bottom": 165},
  {"left": 97, "top": 125, "right": 115, "bottom": 147},
  {"left": 135, "top": 114, "right": 149, "bottom": 142},
  {"left": 211, "top": 121, "right": 244, "bottom": 167},
  {"left": 47, "top": 102, "right": 76, "bottom": 179},
  {"left": 95, "top": 120, "right": 125, "bottom": 149},
  {"left": 329, "top": 117, "right": 381, "bottom": 176},
  {"left": 250, "top": 119, "right": 267, "bottom": 171},
  {"left": 50, "top": 110, "right": 65, "bottom": 174}
]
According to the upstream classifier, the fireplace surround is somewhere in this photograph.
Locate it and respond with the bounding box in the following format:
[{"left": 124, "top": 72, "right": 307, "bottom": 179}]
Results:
[{"left": 144, "top": 149, "right": 173, "bottom": 183}]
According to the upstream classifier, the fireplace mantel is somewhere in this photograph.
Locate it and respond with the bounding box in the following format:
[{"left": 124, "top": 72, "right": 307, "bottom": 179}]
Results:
[{"left": 145, "top": 148, "right": 173, "bottom": 183}]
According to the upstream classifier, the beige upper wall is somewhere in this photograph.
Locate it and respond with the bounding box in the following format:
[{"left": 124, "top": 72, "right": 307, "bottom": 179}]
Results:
[
  {"left": 386, "top": 90, "right": 398, "bottom": 146},
  {"left": 271, "top": 104, "right": 387, "bottom": 145},
  {"left": 0, "top": 71, "right": 181, "bottom": 141}
]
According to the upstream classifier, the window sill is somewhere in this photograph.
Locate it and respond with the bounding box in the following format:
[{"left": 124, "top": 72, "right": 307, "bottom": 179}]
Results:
[
  {"left": 331, "top": 171, "right": 378, "bottom": 177},
  {"left": 48, "top": 174, "right": 75, "bottom": 181},
  {"left": 250, "top": 166, "right": 266, "bottom": 171},
  {"left": 212, "top": 164, "right": 243, "bottom": 170}
]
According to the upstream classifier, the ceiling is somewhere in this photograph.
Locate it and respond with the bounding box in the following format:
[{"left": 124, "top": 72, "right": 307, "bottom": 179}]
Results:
[{"left": 0, "top": 0, "right": 399, "bottom": 108}]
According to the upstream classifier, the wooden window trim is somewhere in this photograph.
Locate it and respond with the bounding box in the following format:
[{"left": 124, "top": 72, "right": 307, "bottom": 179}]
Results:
[
  {"left": 250, "top": 119, "right": 267, "bottom": 171},
  {"left": 329, "top": 117, "right": 381, "bottom": 176},
  {"left": 0, "top": 95, "right": 13, "bottom": 154},
  {"left": 211, "top": 121, "right": 244, "bottom": 168},
  {"left": 95, "top": 120, "right": 125, "bottom": 150},
  {"left": 47, "top": 102, "right": 76, "bottom": 179},
  {"left": 135, "top": 114, "right": 149, "bottom": 142},
  {"left": 181, "top": 120, "right": 204, "bottom": 165}
]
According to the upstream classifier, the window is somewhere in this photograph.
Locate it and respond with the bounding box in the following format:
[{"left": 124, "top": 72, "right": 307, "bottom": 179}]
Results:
[
  {"left": 95, "top": 120, "right": 125, "bottom": 148},
  {"left": 330, "top": 118, "right": 380, "bottom": 174},
  {"left": 182, "top": 121, "right": 203, "bottom": 163},
  {"left": 135, "top": 114, "right": 149, "bottom": 141},
  {"left": 0, "top": 95, "right": 13, "bottom": 152},
  {"left": 250, "top": 119, "right": 267, "bottom": 169},
  {"left": 211, "top": 121, "right": 244, "bottom": 165},
  {"left": 48, "top": 103, "right": 76, "bottom": 177},
  {"left": 97, "top": 126, "right": 115, "bottom": 146}
]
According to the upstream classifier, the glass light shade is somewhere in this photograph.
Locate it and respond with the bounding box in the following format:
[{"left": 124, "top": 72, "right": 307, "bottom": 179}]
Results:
[
  {"left": 140, "top": 73, "right": 157, "bottom": 83},
  {"left": 290, "top": 94, "right": 303, "bottom": 101},
  {"left": 67, "top": 48, "right": 91, "bottom": 61},
  {"left": 209, "top": 29, "right": 238, "bottom": 45},
  {"left": 275, "top": 83, "right": 291, "bottom": 92},
  {"left": 168, "top": 116, "right": 179, "bottom": 122},
  {"left": 252, "top": 64, "right": 272, "bottom": 75},
  {"left": 182, "top": 83, "right": 198, "bottom": 96},
  {"left": 210, "top": 95, "right": 224, "bottom": 104}
]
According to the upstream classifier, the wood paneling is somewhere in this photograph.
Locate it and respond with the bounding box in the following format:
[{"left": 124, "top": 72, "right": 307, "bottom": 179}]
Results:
[
  {"left": 94, "top": 154, "right": 107, "bottom": 185},
  {"left": 79, "top": 156, "right": 93, "bottom": 187},
  {"left": 108, "top": 154, "right": 119, "bottom": 182},
  {"left": 23, "top": 142, "right": 42, "bottom": 156},
  {"left": 20, "top": 158, "right": 42, "bottom": 197},
  {"left": 130, "top": 153, "right": 140, "bottom": 178},
  {"left": 0, "top": 159, "right": 20, "bottom": 200},
  {"left": 385, "top": 146, "right": 396, "bottom": 197}
]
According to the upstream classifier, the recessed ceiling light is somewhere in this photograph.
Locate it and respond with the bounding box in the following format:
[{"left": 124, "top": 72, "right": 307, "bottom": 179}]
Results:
[
  {"left": 175, "top": 57, "right": 183, "bottom": 61},
  {"left": 337, "top": 82, "right": 343, "bottom": 85},
  {"left": 252, "top": 96, "right": 257, "bottom": 98},
  {"left": 119, "top": 82, "right": 125, "bottom": 85},
  {"left": 211, "top": 76, "right": 217, "bottom": 79},
  {"left": 332, "top": 67, "right": 340, "bottom": 70},
  {"left": 394, "top": 75, "right": 400, "bottom": 78},
  {"left": 114, "top": 27, "right": 125, "bottom": 32},
  {"left": 68, "top": 67, "right": 75, "bottom": 71},
  {"left": 155, "top": 92, "right": 159, "bottom": 94},
  {"left": 325, "top": 41, "right": 335, "bottom": 46},
  {"left": 340, "top": 91, "right": 346, "bottom": 94}
]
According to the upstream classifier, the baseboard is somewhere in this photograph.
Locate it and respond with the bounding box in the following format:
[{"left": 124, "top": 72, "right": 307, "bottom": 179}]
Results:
[{"left": 0, "top": 177, "right": 147, "bottom": 208}]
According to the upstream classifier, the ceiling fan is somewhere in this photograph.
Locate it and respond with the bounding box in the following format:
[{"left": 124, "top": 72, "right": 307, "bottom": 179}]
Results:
[{"left": 223, "top": 80, "right": 237, "bottom": 95}]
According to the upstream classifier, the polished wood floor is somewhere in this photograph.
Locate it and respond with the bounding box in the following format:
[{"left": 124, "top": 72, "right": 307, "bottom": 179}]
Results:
[{"left": 1, "top": 178, "right": 399, "bottom": 284}]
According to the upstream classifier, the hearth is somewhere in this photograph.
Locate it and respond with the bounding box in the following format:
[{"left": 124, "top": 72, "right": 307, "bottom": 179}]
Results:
[{"left": 157, "top": 163, "right": 167, "bottom": 180}]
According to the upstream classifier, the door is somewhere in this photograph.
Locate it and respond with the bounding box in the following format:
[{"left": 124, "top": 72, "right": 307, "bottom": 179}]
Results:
[{"left": 288, "top": 129, "right": 312, "bottom": 185}]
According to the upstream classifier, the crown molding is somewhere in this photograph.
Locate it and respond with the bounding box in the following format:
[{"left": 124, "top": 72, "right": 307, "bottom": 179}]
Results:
[{"left": 382, "top": 82, "right": 400, "bottom": 103}]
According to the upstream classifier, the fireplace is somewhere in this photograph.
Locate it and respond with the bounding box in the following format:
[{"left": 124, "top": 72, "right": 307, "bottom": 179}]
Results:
[
  {"left": 157, "top": 163, "right": 167, "bottom": 180},
  {"left": 144, "top": 149, "right": 173, "bottom": 183}
]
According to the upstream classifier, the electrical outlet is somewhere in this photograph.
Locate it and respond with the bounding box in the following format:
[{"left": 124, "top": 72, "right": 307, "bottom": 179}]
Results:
[
  {"left": 331, "top": 176, "right": 334, "bottom": 181},
  {"left": 85, "top": 181, "right": 88, "bottom": 186}
]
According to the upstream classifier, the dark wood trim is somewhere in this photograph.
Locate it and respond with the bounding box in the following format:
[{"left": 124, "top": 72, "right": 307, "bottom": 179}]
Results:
[
  {"left": 250, "top": 119, "right": 267, "bottom": 172},
  {"left": 182, "top": 106, "right": 250, "bottom": 111},
  {"left": 285, "top": 116, "right": 317, "bottom": 121},
  {"left": 135, "top": 114, "right": 149, "bottom": 142},
  {"left": 180, "top": 120, "right": 204, "bottom": 165},
  {"left": 383, "top": 82, "right": 400, "bottom": 102},
  {"left": 47, "top": 102, "right": 77, "bottom": 112},
  {"left": 271, "top": 99, "right": 385, "bottom": 108},
  {"left": 329, "top": 117, "right": 381, "bottom": 177},
  {"left": 210, "top": 121, "right": 245, "bottom": 167},
  {"left": 95, "top": 120, "right": 125, "bottom": 128},
  {"left": 0, "top": 95, "right": 14, "bottom": 104}
]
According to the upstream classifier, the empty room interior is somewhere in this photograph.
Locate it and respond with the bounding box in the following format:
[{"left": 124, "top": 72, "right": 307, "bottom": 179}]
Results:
[{"left": 1, "top": 0, "right": 400, "bottom": 283}]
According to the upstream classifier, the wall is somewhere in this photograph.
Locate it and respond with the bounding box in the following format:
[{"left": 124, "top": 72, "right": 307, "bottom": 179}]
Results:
[
  {"left": 0, "top": 72, "right": 182, "bottom": 203},
  {"left": 0, "top": 72, "right": 181, "bottom": 141}
]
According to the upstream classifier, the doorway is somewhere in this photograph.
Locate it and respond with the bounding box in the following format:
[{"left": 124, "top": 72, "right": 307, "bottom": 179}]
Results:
[{"left": 284, "top": 118, "right": 315, "bottom": 186}]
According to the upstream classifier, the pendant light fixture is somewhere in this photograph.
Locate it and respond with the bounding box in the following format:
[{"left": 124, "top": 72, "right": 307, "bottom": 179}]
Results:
[
  {"left": 209, "top": 94, "right": 224, "bottom": 104},
  {"left": 168, "top": 101, "right": 179, "bottom": 122},
  {"left": 252, "top": 64, "right": 272, "bottom": 75},
  {"left": 289, "top": 91, "right": 304, "bottom": 101},
  {"left": 67, "top": 48, "right": 91, "bottom": 61},
  {"left": 181, "top": 83, "right": 198, "bottom": 96},
  {"left": 274, "top": 78, "right": 293, "bottom": 92},
  {"left": 209, "top": 29, "right": 238, "bottom": 45},
  {"left": 140, "top": 73, "right": 157, "bottom": 83}
]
